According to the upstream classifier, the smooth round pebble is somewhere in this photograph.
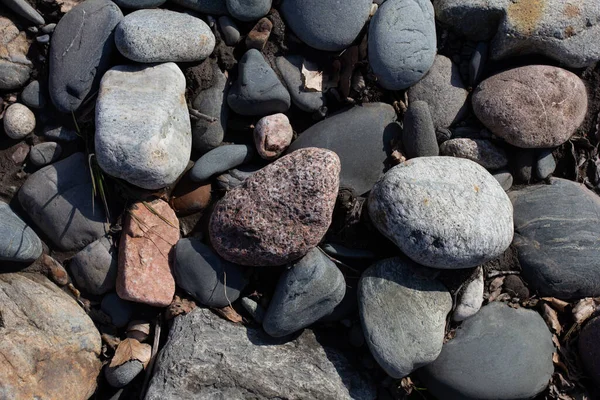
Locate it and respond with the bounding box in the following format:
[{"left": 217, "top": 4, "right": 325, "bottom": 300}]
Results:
[
  {"left": 254, "top": 114, "right": 293, "bottom": 160},
  {"left": 402, "top": 100, "right": 438, "bottom": 158},
  {"left": 226, "top": 0, "right": 271, "bottom": 22},
  {"left": 29, "top": 142, "right": 62, "bottom": 167},
  {"left": 440, "top": 138, "right": 508, "bottom": 170},
  {"left": 493, "top": 170, "right": 513, "bottom": 191},
  {"left": 190, "top": 144, "right": 254, "bottom": 182},
  {"left": 21, "top": 80, "right": 46, "bottom": 109},
  {"left": 4, "top": 103, "right": 35, "bottom": 139},
  {"left": 453, "top": 267, "right": 484, "bottom": 321},
  {"left": 104, "top": 360, "right": 144, "bottom": 388},
  {"left": 101, "top": 293, "right": 135, "bottom": 328},
  {"left": 536, "top": 149, "right": 556, "bottom": 179},
  {"left": 218, "top": 16, "right": 240, "bottom": 46}
]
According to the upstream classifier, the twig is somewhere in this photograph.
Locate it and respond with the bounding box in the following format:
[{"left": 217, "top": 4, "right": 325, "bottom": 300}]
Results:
[
  {"left": 142, "top": 201, "right": 178, "bottom": 230},
  {"left": 486, "top": 270, "right": 520, "bottom": 279},
  {"left": 140, "top": 314, "right": 162, "bottom": 400},
  {"left": 188, "top": 108, "right": 217, "bottom": 123}
]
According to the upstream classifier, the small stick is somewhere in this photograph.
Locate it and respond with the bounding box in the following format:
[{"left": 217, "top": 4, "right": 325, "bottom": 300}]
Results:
[
  {"left": 140, "top": 314, "right": 162, "bottom": 400},
  {"left": 189, "top": 108, "right": 217, "bottom": 123}
]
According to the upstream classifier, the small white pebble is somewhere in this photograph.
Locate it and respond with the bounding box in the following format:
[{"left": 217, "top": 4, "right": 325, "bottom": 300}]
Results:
[{"left": 4, "top": 103, "right": 35, "bottom": 139}]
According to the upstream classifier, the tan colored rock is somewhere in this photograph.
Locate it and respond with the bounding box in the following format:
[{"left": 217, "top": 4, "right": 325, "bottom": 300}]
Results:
[{"left": 0, "top": 17, "right": 32, "bottom": 90}]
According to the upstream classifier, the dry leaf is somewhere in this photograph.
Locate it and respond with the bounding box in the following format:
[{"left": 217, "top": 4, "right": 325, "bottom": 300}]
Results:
[
  {"left": 542, "top": 297, "right": 570, "bottom": 313},
  {"left": 165, "top": 295, "right": 196, "bottom": 320},
  {"left": 56, "top": 0, "right": 83, "bottom": 13},
  {"left": 488, "top": 276, "right": 505, "bottom": 302},
  {"left": 399, "top": 376, "right": 414, "bottom": 395},
  {"left": 572, "top": 298, "right": 597, "bottom": 324},
  {"left": 543, "top": 303, "right": 562, "bottom": 335},
  {"left": 110, "top": 338, "right": 152, "bottom": 369},
  {"left": 301, "top": 60, "right": 324, "bottom": 92},
  {"left": 213, "top": 305, "right": 243, "bottom": 323},
  {"left": 101, "top": 333, "right": 120, "bottom": 351}
]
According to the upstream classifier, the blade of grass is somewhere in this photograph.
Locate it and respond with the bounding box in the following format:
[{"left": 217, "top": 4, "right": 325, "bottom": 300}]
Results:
[{"left": 142, "top": 201, "right": 178, "bottom": 230}]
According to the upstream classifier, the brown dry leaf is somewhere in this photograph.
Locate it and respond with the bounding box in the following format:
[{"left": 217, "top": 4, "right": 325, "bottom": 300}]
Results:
[
  {"left": 110, "top": 338, "right": 152, "bottom": 369},
  {"left": 165, "top": 295, "right": 196, "bottom": 320},
  {"left": 488, "top": 276, "right": 505, "bottom": 302},
  {"left": 542, "top": 297, "right": 570, "bottom": 313},
  {"left": 213, "top": 305, "right": 243, "bottom": 323},
  {"left": 572, "top": 298, "right": 597, "bottom": 324},
  {"left": 543, "top": 303, "right": 562, "bottom": 335},
  {"left": 101, "top": 333, "right": 121, "bottom": 351},
  {"left": 56, "top": 0, "right": 83, "bottom": 13}
]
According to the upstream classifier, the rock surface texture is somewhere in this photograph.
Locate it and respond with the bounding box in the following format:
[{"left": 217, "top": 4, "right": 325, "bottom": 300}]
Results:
[{"left": 0, "top": 17, "right": 32, "bottom": 90}]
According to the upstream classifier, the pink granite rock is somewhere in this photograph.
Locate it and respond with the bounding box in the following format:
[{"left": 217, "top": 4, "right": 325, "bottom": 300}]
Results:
[{"left": 254, "top": 113, "right": 293, "bottom": 160}]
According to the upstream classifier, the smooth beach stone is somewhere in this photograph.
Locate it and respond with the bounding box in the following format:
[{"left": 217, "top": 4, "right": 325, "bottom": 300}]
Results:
[
  {"left": 254, "top": 113, "right": 293, "bottom": 160},
  {"left": 192, "top": 67, "right": 229, "bottom": 152},
  {"left": 49, "top": 0, "right": 123, "bottom": 113},
  {"left": 402, "top": 100, "right": 439, "bottom": 158},
  {"left": 29, "top": 142, "right": 62, "bottom": 167},
  {"left": 218, "top": 16, "right": 240, "bottom": 45},
  {"left": 440, "top": 138, "right": 508, "bottom": 170},
  {"left": 535, "top": 149, "right": 556, "bottom": 179},
  {"left": 226, "top": 0, "right": 271, "bottom": 21},
  {"left": 0, "top": 202, "right": 42, "bottom": 263},
  {"left": 359, "top": 258, "right": 451, "bottom": 378},
  {"left": 493, "top": 170, "right": 513, "bottom": 191},
  {"left": 95, "top": 63, "right": 191, "bottom": 190},
  {"left": 473, "top": 65, "right": 587, "bottom": 148},
  {"left": 43, "top": 125, "right": 79, "bottom": 142},
  {"left": 368, "top": 157, "right": 513, "bottom": 269},
  {"left": 105, "top": 360, "right": 143, "bottom": 388},
  {"left": 115, "top": 10, "right": 215, "bottom": 63},
  {"left": 0, "top": 17, "right": 32, "bottom": 90},
  {"left": 215, "top": 164, "right": 261, "bottom": 190},
  {"left": 190, "top": 144, "right": 254, "bottom": 182},
  {"left": 3, "top": 103, "right": 35, "bottom": 139},
  {"left": 113, "top": 0, "right": 166, "bottom": 8},
  {"left": 453, "top": 267, "right": 484, "bottom": 321},
  {"left": 579, "top": 316, "right": 600, "bottom": 387},
  {"left": 275, "top": 55, "right": 326, "bottom": 113},
  {"left": 69, "top": 236, "right": 118, "bottom": 296},
  {"left": 21, "top": 80, "right": 47, "bottom": 109},
  {"left": 368, "top": 0, "right": 436, "bottom": 90},
  {"left": 280, "top": 0, "right": 372, "bottom": 51},
  {"left": 170, "top": 0, "right": 229, "bottom": 14},
  {"left": 1, "top": 0, "right": 45, "bottom": 25},
  {"left": 101, "top": 292, "right": 135, "bottom": 328}
]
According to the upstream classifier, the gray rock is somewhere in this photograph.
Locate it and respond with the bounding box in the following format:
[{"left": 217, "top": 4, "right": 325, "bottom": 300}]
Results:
[
  {"left": 358, "top": 258, "right": 452, "bottom": 378},
  {"left": 578, "top": 316, "right": 600, "bottom": 387},
  {"left": 402, "top": 100, "right": 439, "bottom": 158},
  {"left": 69, "top": 236, "right": 118, "bottom": 296},
  {"left": 288, "top": 103, "right": 400, "bottom": 195},
  {"left": 240, "top": 297, "right": 266, "bottom": 323},
  {"left": 276, "top": 55, "right": 326, "bottom": 113},
  {"left": 509, "top": 178, "right": 600, "bottom": 298},
  {"left": 20, "top": 80, "right": 46, "bottom": 109},
  {"left": 493, "top": 169, "right": 513, "bottom": 191},
  {"left": 536, "top": 149, "right": 556, "bottom": 179},
  {"left": 43, "top": 125, "right": 79, "bottom": 142},
  {"left": 101, "top": 292, "right": 135, "bottom": 328},
  {"left": 49, "top": 0, "right": 123, "bottom": 113},
  {"left": 215, "top": 164, "right": 261, "bottom": 190},
  {"left": 29, "top": 142, "right": 62, "bottom": 167},
  {"left": 41, "top": 23, "right": 56, "bottom": 33},
  {"left": 263, "top": 248, "right": 345, "bottom": 337},
  {"left": 228, "top": 49, "right": 290, "bottom": 116},
  {"left": 440, "top": 138, "right": 508, "bottom": 170},
  {"left": 321, "top": 243, "right": 375, "bottom": 260},
  {"left": 146, "top": 307, "right": 377, "bottom": 400},
  {"left": 0, "top": 16, "right": 32, "bottom": 90},
  {"left": 368, "top": 157, "right": 514, "bottom": 269},
  {"left": 113, "top": 0, "right": 166, "bottom": 8},
  {"left": 104, "top": 360, "right": 143, "bottom": 388},
  {"left": 192, "top": 66, "right": 229, "bottom": 152},
  {"left": 36, "top": 34, "right": 50, "bottom": 44},
  {"left": 368, "top": 0, "right": 436, "bottom": 90},
  {"left": 115, "top": 10, "right": 215, "bottom": 63},
  {"left": 469, "top": 42, "right": 488, "bottom": 86},
  {"left": 513, "top": 149, "right": 535, "bottom": 183},
  {"left": 453, "top": 267, "right": 484, "bottom": 321},
  {"left": 190, "top": 144, "right": 254, "bottom": 182},
  {"left": 420, "top": 302, "right": 554, "bottom": 400},
  {"left": 95, "top": 63, "right": 192, "bottom": 190},
  {"left": 18, "top": 152, "right": 109, "bottom": 251},
  {"left": 0, "top": 202, "right": 42, "bottom": 263},
  {"left": 3, "top": 103, "right": 35, "bottom": 139},
  {"left": 1, "top": 0, "right": 45, "bottom": 25},
  {"left": 408, "top": 55, "right": 469, "bottom": 129},
  {"left": 170, "top": 0, "right": 229, "bottom": 15},
  {"left": 226, "top": 0, "right": 270, "bottom": 21},
  {"left": 434, "top": 0, "right": 504, "bottom": 41},
  {"left": 218, "top": 16, "right": 240, "bottom": 45},
  {"left": 280, "top": 0, "right": 371, "bottom": 51}
]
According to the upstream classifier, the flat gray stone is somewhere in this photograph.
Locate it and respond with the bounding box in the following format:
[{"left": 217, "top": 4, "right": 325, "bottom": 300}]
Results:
[
  {"left": 536, "top": 149, "right": 556, "bottom": 179},
  {"left": 276, "top": 55, "right": 326, "bottom": 113},
  {"left": 190, "top": 144, "right": 254, "bottom": 182},
  {"left": 0, "top": 17, "right": 32, "bottom": 90},
  {"left": 402, "top": 100, "right": 439, "bottom": 158},
  {"left": 440, "top": 138, "right": 508, "bottom": 170},
  {"left": 1, "top": 0, "right": 45, "bottom": 25},
  {"left": 69, "top": 236, "right": 118, "bottom": 296},
  {"left": 0, "top": 202, "right": 42, "bottom": 263},
  {"left": 105, "top": 360, "right": 143, "bottom": 388},
  {"left": 29, "top": 142, "right": 62, "bottom": 167},
  {"left": 226, "top": 0, "right": 270, "bottom": 21},
  {"left": 218, "top": 16, "right": 240, "bottom": 45},
  {"left": 493, "top": 169, "right": 513, "bottom": 191},
  {"left": 170, "top": 0, "right": 229, "bottom": 15},
  {"left": 43, "top": 125, "right": 79, "bottom": 142},
  {"left": 20, "top": 80, "right": 47, "bottom": 109},
  {"left": 113, "top": 0, "right": 166, "bottom": 8},
  {"left": 192, "top": 67, "right": 229, "bottom": 152}
]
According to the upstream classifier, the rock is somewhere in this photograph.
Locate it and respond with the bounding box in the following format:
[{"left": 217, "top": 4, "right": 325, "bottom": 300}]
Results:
[
  {"left": 368, "top": 0, "right": 436, "bottom": 90},
  {"left": 408, "top": 55, "right": 469, "bottom": 129},
  {"left": 358, "top": 258, "right": 452, "bottom": 378},
  {"left": 218, "top": 16, "right": 240, "bottom": 45},
  {"left": 440, "top": 138, "right": 508, "bottom": 170},
  {"left": 368, "top": 157, "right": 513, "bottom": 269},
  {"left": 174, "top": 238, "right": 247, "bottom": 308},
  {"left": 503, "top": 275, "right": 529, "bottom": 300},
  {"left": 0, "top": 273, "right": 101, "bottom": 400},
  {"left": 1, "top": 0, "right": 45, "bottom": 25},
  {"left": 96, "top": 63, "right": 191, "bottom": 190},
  {"left": 145, "top": 307, "right": 376, "bottom": 399},
  {"left": 246, "top": 17, "right": 272, "bottom": 50},
  {"left": 227, "top": 49, "right": 290, "bottom": 116},
  {"left": 11, "top": 142, "right": 29, "bottom": 164},
  {"left": 36, "top": 34, "right": 50, "bottom": 44},
  {"left": 513, "top": 149, "right": 535, "bottom": 182},
  {"left": 115, "top": 10, "right": 215, "bottom": 63},
  {"left": 191, "top": 144, "right": 254, "bottom": 182},
  {"left": 420, "top": 302, "right": 554, "bottom": 400},
  {"left": 105, "top": 360, "right": 144, "bottom": 388},
  {"left": 29, "top": 142, "right": 63, "bottom": 167},
  {"left": 170, "top": 173, "right": 212, "bottom": 215},
  {"left": 20, "top": 80, "right": 46, "bottom": 109},
  {"left": 493, "top": 169, "right": 513, "bottom": 191},
  {"left": 117, "top": 199, "right": 179, "bottom": 307},
  {"left": 18, "top": 152, "right": 108, "bottom": 251},
  {"left": 170, "top": 0, "right": 228, "bottom": 15},
  {"left": 101, "top": 292, "right": 135, "bottom": 328},
  {"left": 0, "top": 17, "right": 32, "bottom": 90},
  {"left": 453, "top": 267, "right": 484, "bottom": 321},
  {"left": 215, "top": 164, "right": 261, "bottom": 190},
  {"left": 4, "top": 103, "right": 35, "bottom": 139},
  {"left": 288, "top": 103, "right": 400, "bottom": 195},
  {"left": 42, "top": 254, "right": 70, "bottom": 286},
  {"left": 70, "top": 236, "right": 118, "bottom": 296},
  {"left": 263, "top": 248, "right": 345, "bottom": 337},
  {"left": 280, "top": 0, "right": 372, "bottom": 51},
  {"left": 0, "top": 202, "right": 42, "bottom": 262},
  {"left": 536, "top": 149, "right": 556, "bottom": 179},
  {"left": 473, "top": 65, "right": 587, "bottom": 148},
  {"left": 469, "top": 42, "right": 488, "bottom": 86},
  {"left": 210, "top": 148, "right": 340, "bottom": 266},
  {"left": 578, "top": 316, "right": 600, "bottom": 387},
  {"left": 49, "top": 0, "right": 123, "bottom": 113},
  {"left": 241, "top": 297, "right": 266, "bottom": 323},
  {"left": 433, "top": 0, "right": 505, "bottom": 41},
  {"left": 113, "top": 0, "right": 166, "bottom": 8},
  {"left": 510, "top": 178, "right": 600, "bottom": 298},
  {"left": 226, "top": 0, "right": 271, "bottom": 21},
  {"left": 44, "top": 125, "right": 79, "bottom": 142},
  {"left": 402, "top": 100, "right": 439, "bottom": 158},
  {"left": 192, "top": 66, "right": 229, "bottom": 152},
  {"left": 41, "top": 23, "right": 56, "bottom": 33},
  {"left": 276, "top": 55, "right": 326, "bottom": 113},
  {"left": 321, "top": 243, "right": 376, "bottom": 260},
  {"left": 254, "top": 113, "right": 293, "bottom": 160}
]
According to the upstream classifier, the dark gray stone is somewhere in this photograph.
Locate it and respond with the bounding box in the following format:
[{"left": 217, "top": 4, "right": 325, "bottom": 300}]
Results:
[
  {"left": 113, "top": 0, "right": 166, "bottom": 8},
  {"left": 0, "top": 202, "right": 42, "bottom": 263},
  {"left": 192, "top": 66, "right": 229, "bottom": 152},
  {"left": 240, "top": 297, "right": 266, "bottom": 323},
  {"left": 1, "top": 0, "right": 45, "bottom": 25},
  {"left": 20, "top": 80, "right": 46, "bottom": 109},
  {"left": 536, "top": 149, "right": 556, "bottom": 180},
  {"left": 263, "top": 248, "right": 345, "bottom": 337},
  {"left": 226, "top": 0, "right": 270, "bottom": 21},
  {"left": 321, "top": 243, "right": 375, "bottom": 260},
  {"left": 578, "top": 316, "right": 600, "bottom": 387},
  {"left": 402, "top": 100, "right": 439, "bottom": 158},
  {"left": 218, "top": 16, "right": 240, "bottom": 45},
  {"left": 420, "top": 302, "right": 554, "bottom": 400},
  {"left": 43, "top": 125, "right": 79, "bottom": 142},
  {"left": 469, "top": 42, "right": 488, "bottom": 86},
  {"left": 29, "top": 142, "right": 63, "bottom": 167},
  {"left": 101, "top": 292, "right": 135, "bottom": 328},
  {"left": 69, "top": 236, "right": 118, "bottom": 296},
  {"left": 513, "top": 149, "right": 535, "bottom": 183},
  {"left": 41, "top": 23, "right": 56, "bottom": 33},
  {"left": 510, "top": 178, "right": 600, "bottom": 298},
  {"left": 276, "top": 55, "right": 326, "bottom": 113},
  {"left": 104, "top": 360, "right": 143, "bottom": 388},
  {"left": 288, "top": 103, "right": 400, "bottom": 195},
  {"left": 36, "top": 34, "right": 50, "bottom": 44},
  {"left": 190, "top": 144, "right": 254, "bottom": 182},
  {"left": 170, "top": 0, "right": 228, "bottom": 15},
  {"left": 493, "top": 169, "right": 513, "bottom": 191},
  {"left": 215, "top": 164, "right": 261, "bottom": 190},
  {"left": 49, "top": 0, "right": 122, "bottom": 113}
]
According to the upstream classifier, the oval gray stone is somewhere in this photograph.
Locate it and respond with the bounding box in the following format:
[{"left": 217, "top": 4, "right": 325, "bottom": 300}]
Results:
[
  {"left": 113, "top": 0, "right": 166, "bottom": 8},
  {"left": 190, "top": 144, "right": 254, "bottom": 182},
  {"left": 226, "top": 0, "right": 271, "bottom": 21},
  {"left": 402, "top": 100, "right": 439, "bottom": 158},
  {"left": 105, "top": 360, "right": 143, "bottom": 388},
  {"left": 69, "top": 236, "right": 118, "bottom": 296},
  {"left": 29, "top": 142, "right": 63, "bottom": 167},
  {"left": 170, "top": 0, "right": 229, "bottom": 14},
  {"left": 0, "top": 202, "right": 42, "bottom": 263},
  {"left": 21, "top": 80, "right": 46, "bottom": 109},
  {"left": 1, "top": 0, "right": 45, "bottom": 25},
  {"left": 192, "top": 67, "right": 229, "bottom": 152},
  {"left": 218, "top": 16, "right": 240, "bottom": 45}
]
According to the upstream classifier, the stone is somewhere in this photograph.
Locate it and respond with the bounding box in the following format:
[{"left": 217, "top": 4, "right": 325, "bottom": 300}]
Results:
[
  {"left": 0, "top": 273, "right": 101, "bottom": 400},
  {"left": 510, "top": 178, "right": 600, "bottom": 299},
  {"left": 41, "top": 23, "right": 56, "bottom": 34},
  {"left": 226, "top": 0, "right": 271, "bottom": 21},
  {"left": 49, "top": 0, "right": 123, "bottom": 113},
  {"left": 192, "top": 66, "right": 229, "bottom": 153},
  {"left": 101, "top": 292, "right": 135, "bottom": 328},
  {"left": 69, "top": 236, "right": 118, "bottom": 296},
  {"left": 578, "top": 316, "right": 600, "bottom": 387},
  {"left": 36, "top": 34, "right": 50, "bottom": 44},
  {"left": 241, "top": 297, "right": 266, "bottom": 323},
  {"left": 420, "top": 302, "right": 554, "bottom": 400},
  {"left": 218, "top": 16, "right": 240, "bottom": 45},
  {"left": 44, "top": 125, "right": 79, "bottom": 142},
  {"left": 440, "top": 138, "right": 508, "bottom": 170},
  {"left": 473, "top": 65, "right": 587, "bottom": 148},
  {"left": 96, "top": 63, "right": 191, "bottom": 190},
  {"left": 536, "top": 149, "right": 556, "bottom": 179},
  {"left": 246, "top": 17, "right": 272, "bottom": 50},
  {"left": 210, "top": 148, "right": 340, "bottom": 266},
  {"left": 115, "top": 10, "right": 215, "bottom": 63},
  {"left": 0, "top": 202, "right": 42, "bottom": 262},
  {"left": 11, "top": 142, "right": 29, "bottom": 164},
  {"left": 254, "top": 113, "right": 293, "bottom": 160},
  {"left": 369, "top": 0, "right": 436, "bottom": 90},
  {"left": 503, "top": 275, "right": 529, "bottom": 300},
  {"left": 368, "top": 157, "right": 514, "bottom": 269},
  {"left": 191, "top": 144, "right": 254, "bottom": 182},
  {"left": 170, "top": 173, "right": 212, "bottom": 216},
  {"left": 215, "top": 164, "right": 261, "bottom": 190},
  {"left": 276, "top": 55, "right": 326, "bottom": 113},
  {"left": 288, "top": 103, "right": 400, "bottom": 195},
  {"left": 105, "top": 360, "right": 144, "bottom": 388},
  {"left": 170, "top": 0, "right": 228, "bottom": 15},
  {"left": 469, "top": 42, "right": 488, "bottom": 86},
  {"left": 1, "top": 0, "right": 45, "bottom": 25},
  {"left": 513, "top": 149, "right": 535, "bottom": 182},
  {"left": 145, "top": 307, "right": 376, "bottom": 399},
  {"left": 117, "top": 199, "right": 179, "bottom": 307},
  {"left": 263, "top": 248, "right": 346, "bottom": 337},
  {"left": 4, "top": 103, "right": 35, "bottom": 139},
  {"left": 227, "top": 49, "right": 291, "bottom": 116},
  {"left": 42, "top": 254, "right": 70, "bottom": 286},
  {"left": 434, "top": 0, "right": 504, "bottom": 41},
  {"left": 29, "top": 142, "right": 63, "bottom": 167},
  {"left": 20, "top": 80, "right": 47, "bottom": 109},
  {"left": 453, "top": 267, "right": 484, "bottom": 321},
  {"left": 359, "top": 258, "right": 452, "bottom": 378},
  {"left": 493, "top": 170, "right": 513, "bottom": 191},
  {"left": 402, "top": 100, "right": 439, "bottom": 158},
  {"left": 0, "top": 17, "right": 32, "bottom": 90},
  {"left": 174, "top": 237, "right": 247, "bottom": 308},
  {"left": 408, "top": 55, "right": 469, "bottom": 129},
  {"left": 280, "top": 0, "right": 372, "bottom": 51},
  {"left": 113, "top": 0, "right": 166, "bottom": 8},
  {"left": 18, "top": 152, "right": 109, "bottom": 251}
]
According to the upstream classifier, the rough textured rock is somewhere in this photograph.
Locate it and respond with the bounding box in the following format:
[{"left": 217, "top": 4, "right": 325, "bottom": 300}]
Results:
[
  {"left": 453, "top": 267, "right": 484, "bottom": 321},
  {"left": 145, "top": 307, "right": 376, "bottom": 400},
  {"left": 358, "top": 258, "right": 451, "bottom": 378},
  {"left": 276, "top": 55, "right": 326, "bottom": 113},
  {"left": 402, "top": 100, "right": 439, "bottom": 158},
  {"left": 190, "top": 144, "right": 254, "bottom": 182},
  {"left": 69, "top": 236, "right": 118, "bottom": 296},
  {"left": 0, "top": 273, "right": 101, "bottom": 400},
  {"left": 578, "top": 316, "right": 600, "bottom": 387},
  {"left": 226, "top": 0, "right": 271, "bottom": 21},
  {"left": 95, "top": 63, "right": 191, "bottom": 190},
  {"left": 254, "top": 113, "right": 293, "bottom": 160},
  {"left": 170, "top": 0, "right": 228, "bottom": 14},
  {"left": 29, "top": 142, "right": 62, "bottom": 167},
  {"left": 368, "top": 157, "right": 513, "bottom": 269},
  {"left": 0, "top": 16, "right": 32, "bottom": 90},
  {"left": 191, "top": 66, "right": 229, "bottom": 152},
  {"left": 3, "top": 103, "right": 35, "bottom": 139},
  {"left": 246, "top": 17, "right": 272, "bottom": 50},
  {"left": 210, "top": 148, "right": 340, "bottom": 266},
  {"left": 2, "top": 0, "right": 45, "bottom": 25},
  {"left": 473, "top": 65, "right": 587, "bottom": 148},
  {"left": 0, "top": 202, "right": 42, "bottom": 262},
  {"left": 440, "top": 138, "right": 508, "bottom": 170}
]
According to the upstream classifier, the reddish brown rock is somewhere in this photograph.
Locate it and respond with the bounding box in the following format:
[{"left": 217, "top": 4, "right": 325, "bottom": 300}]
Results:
[
  {"left": 246, "top": 17, "right": 273, "bottom": 51},
  {"left": 170, "top": 172, "right": 212, "bottom": 216},
  {"left": 209, "top": 148, "right": 340, "bottom": 266},
  {"left": 117, "top": 199, "right": 179, "bottom": 307},
  {"left": 42, "top": 254, "right": 69, "bottom": 286}
]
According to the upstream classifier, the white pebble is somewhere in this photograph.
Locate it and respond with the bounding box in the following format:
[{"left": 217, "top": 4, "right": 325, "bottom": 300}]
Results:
[
  {"left": 4, "top": 103, "right": 35, "bottom": 139},
  {"left": 453, "top": 267, "right": 484, "bottom": 321}
]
